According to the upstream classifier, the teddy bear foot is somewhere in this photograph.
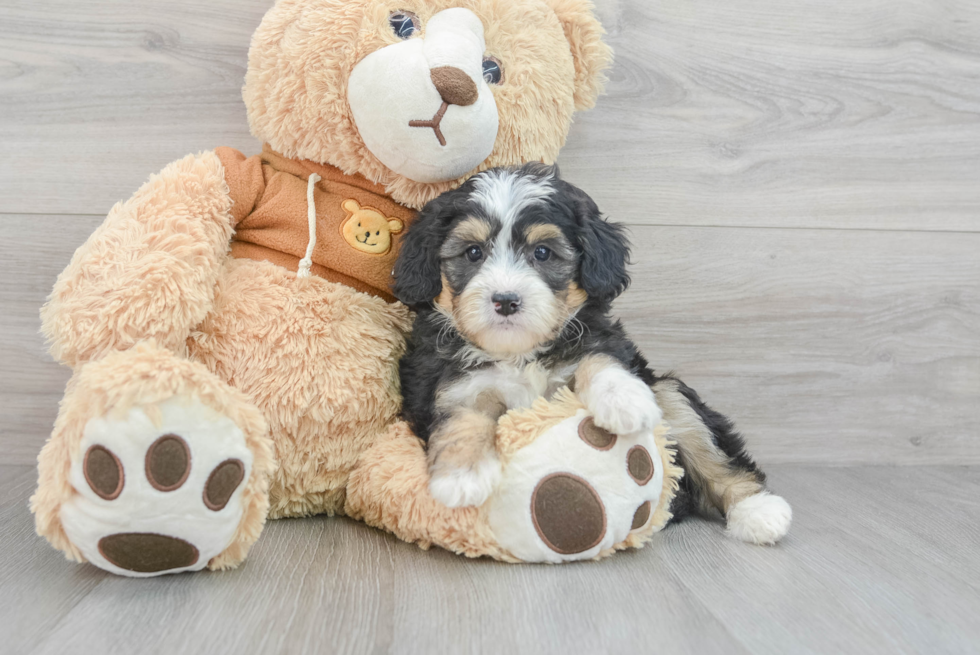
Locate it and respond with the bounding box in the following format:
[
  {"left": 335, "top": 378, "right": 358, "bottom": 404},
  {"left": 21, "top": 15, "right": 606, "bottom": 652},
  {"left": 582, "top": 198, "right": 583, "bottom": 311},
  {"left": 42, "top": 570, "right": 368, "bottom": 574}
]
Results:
[{"left": 60, "top": 396, "right": 255, "bottom": 577}]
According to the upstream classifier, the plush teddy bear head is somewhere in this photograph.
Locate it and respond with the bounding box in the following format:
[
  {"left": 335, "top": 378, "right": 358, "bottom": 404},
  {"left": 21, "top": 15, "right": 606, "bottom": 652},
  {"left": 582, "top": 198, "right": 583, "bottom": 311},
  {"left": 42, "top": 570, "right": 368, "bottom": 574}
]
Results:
[{"left": 243, "top": 0, "right": 612, "bottom": 208}]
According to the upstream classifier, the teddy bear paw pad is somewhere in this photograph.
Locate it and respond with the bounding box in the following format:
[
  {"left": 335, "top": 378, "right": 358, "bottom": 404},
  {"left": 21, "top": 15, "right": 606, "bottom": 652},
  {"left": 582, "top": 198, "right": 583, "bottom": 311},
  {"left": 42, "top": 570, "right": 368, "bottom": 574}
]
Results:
[
  {"left": 487, "top": 410, "right": 665, "bottom": 563},
  {"left": 62, "top": 397, "right": 253, "bottom": 577}
]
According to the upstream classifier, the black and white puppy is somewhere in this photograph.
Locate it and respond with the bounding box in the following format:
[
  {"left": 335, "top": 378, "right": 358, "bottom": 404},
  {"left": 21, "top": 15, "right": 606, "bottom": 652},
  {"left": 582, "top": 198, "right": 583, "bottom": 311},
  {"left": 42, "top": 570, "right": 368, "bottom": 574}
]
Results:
[{"left": 393, "top": 164, "right": 791, "bottom": 545}]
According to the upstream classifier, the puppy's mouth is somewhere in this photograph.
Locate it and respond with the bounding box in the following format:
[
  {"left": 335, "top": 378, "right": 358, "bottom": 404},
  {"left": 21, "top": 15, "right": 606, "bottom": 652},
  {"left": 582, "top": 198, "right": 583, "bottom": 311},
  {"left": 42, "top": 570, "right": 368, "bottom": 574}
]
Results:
[{"left": 408, "top": 101, "right": 449, "bottom": 147}]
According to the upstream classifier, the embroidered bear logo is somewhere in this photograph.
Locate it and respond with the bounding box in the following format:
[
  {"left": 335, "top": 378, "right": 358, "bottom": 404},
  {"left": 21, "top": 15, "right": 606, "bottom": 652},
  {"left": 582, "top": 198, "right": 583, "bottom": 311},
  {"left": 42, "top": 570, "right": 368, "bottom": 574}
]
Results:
[{"left": 340, "top": 199, "right": 404, "bottom": 255}]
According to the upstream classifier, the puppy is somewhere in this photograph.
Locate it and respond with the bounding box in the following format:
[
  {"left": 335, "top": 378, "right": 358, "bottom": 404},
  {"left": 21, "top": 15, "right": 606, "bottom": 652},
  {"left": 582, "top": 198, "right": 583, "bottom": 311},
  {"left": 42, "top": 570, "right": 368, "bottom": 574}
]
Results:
[{"left": 393, "top": 165, "right": 791, "bottom": 545}]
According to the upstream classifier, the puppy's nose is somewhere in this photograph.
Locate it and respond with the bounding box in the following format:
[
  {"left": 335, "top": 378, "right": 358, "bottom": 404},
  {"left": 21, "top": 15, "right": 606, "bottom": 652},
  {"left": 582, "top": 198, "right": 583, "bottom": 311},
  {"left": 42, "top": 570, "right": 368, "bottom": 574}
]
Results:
[
  {"left": 430, "top": 66, "right": 478, "bottom": 107},
  {"left": 492, "top": 292, "right": 521, "bottom": 316}
]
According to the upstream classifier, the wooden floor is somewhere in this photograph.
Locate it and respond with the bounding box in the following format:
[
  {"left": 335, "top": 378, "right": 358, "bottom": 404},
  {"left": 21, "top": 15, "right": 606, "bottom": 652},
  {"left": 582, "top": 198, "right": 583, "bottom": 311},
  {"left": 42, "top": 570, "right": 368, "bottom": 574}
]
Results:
[
  {"left": 1, "top": 463, "right": 978, "bottom": 654},
  {"left": 1, "top": 0, "right": 979, "bottom": 653}
]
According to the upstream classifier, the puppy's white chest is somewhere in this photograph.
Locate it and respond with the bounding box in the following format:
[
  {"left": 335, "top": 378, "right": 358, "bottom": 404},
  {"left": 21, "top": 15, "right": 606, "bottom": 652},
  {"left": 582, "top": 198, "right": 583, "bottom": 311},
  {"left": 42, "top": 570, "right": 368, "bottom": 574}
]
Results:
[{"left": 449, "top": 362, "right": 571, "bottom": 411}]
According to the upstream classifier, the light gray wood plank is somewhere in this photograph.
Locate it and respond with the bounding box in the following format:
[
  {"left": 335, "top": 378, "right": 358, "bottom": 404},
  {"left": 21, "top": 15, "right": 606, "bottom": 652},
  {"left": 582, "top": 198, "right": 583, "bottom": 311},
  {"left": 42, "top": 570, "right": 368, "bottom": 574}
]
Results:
[
  {"left": 811, "top": 465, "right": 980, "bottom": 590},
  {"left": 26, "top": 518, "right": 396, "bottom": 655},
  {"left": 2, "top": 0, "right": 979, "bottom": 232},
  {"left": 659, "top": 465, "right": 980, "bottom": 655},
  {"left": 3, "top": 465, "right": 976, "bottom": 655},
  {"left": 0, "top": 215, "right": 99, "bottom": 465},
  {"left": 560, "top": 0, "right": 980, "bottom": 232},
  {"left": 0, "top": 0, "right": 266, "bottom": 216},
  {"left": 384, "top": 539, "right": 743, "bottom": 655},
  {"left": 0, "top": 465, "right": 108, "bottom": 654},
  {"left": 3, "top": 216, "right": 978, "bottom": 466},
  {"left": 618, "top": 224, "right": 980, "bottom": 466}
]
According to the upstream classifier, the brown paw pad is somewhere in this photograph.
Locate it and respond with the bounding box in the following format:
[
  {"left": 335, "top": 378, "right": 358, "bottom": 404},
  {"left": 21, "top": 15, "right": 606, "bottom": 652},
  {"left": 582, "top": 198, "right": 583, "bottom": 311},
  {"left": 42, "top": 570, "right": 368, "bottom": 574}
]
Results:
[
  {"left": 145, "top": 434, "right": 191, "bottom": 492},
  {"left": 98, "top": 532, "right": 199, "bottom": 573},
  {"left": 531, "top": 473, "right": 606, "bottom": 555},
  {"left": 204, "top": 459, "right": 245, "bottom": 511},
  {"left": 83, "top": 445, "right": 124, "bottom": 500},
  {"left": 578, "top": 417, "right": 617, "bottom": 451},
  {"left": 631, "top": 500, "right": 652, "bottom": 530},
  {"left": 627, "top": 445, "right": 654, "bottom": 486}
]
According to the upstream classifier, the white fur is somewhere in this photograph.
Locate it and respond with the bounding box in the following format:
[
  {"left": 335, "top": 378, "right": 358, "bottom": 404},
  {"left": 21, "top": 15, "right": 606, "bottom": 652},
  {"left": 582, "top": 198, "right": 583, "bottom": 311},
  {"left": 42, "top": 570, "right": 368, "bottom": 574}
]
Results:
[
  {"left": 579, "top": 366, "right": 663, "bottom": 437},
  {"left": 347, "top": 8, "right": 498, "bottom": 183},
  {"left": 429, "top": 454, "right": 502, "bottom": 508},
  {"left": 60, "top": 397, "right": 253, "bottom": 577},
  {"left": 458, "top": 256, "right": 561, "bottom": 356},
  {"left": 726, "top": 492, "right": 793, "bottom": 545},
  {"left": 470, "top": 169, "right": 554, "bottom": 235},
  {"left": 486, "top": 410, "right": 664, "bottom": 563},
  {"left": 455, "top": 170, "right": 560, "bottom": 356}
]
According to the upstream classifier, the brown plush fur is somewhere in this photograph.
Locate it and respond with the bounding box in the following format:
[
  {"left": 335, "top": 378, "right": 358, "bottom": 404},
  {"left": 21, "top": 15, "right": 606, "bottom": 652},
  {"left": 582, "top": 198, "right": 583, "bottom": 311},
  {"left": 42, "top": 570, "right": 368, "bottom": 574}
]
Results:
[
  {"left": 30, "top": 341, "right": 275, "bottom": 569},
  {"left": 188, "top": 258, "right": 412, "bottom": 518},
  {"left": 40, "top": 151, "right": 235, "bottom": 368},
  {"left": 345, "top": 421, "right": 512, "bottom": 560},
  {"left": 345, "top": 387, "right": 681, "bottom": 561},
  {"left": 244, "top": 0, "right": 611, "bottom": 209},
  {"left": 33, "top": 0, "right": 612, "bottom": 569}
]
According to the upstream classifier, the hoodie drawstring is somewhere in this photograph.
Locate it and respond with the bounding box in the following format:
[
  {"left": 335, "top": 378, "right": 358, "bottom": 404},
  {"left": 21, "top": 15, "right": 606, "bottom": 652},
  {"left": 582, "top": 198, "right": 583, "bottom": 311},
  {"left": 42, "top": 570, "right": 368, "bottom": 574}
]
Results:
[{"left": 297, "top": 173, "right": 321, "bottom": 278}]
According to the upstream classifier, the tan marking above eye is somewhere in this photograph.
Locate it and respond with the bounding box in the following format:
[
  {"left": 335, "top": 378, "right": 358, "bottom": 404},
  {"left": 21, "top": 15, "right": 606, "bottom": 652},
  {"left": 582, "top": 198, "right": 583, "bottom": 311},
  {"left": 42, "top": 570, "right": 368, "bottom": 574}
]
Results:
[
  {"left": 452, "top": 217, "right": 492, "bottom": 244},
  {"left": 525, "top": 223, "right": 563, "bottom": 243}
]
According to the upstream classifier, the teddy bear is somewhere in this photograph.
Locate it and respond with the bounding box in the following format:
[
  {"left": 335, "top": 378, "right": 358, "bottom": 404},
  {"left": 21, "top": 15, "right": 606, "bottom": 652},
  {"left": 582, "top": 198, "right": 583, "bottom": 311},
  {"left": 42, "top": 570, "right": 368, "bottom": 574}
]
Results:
[
  {"left": 346, "top": 388, "right": 683, "bottom": 563},
  {"left": 30, "top": 0, "right": 629, "bottom": 576}
]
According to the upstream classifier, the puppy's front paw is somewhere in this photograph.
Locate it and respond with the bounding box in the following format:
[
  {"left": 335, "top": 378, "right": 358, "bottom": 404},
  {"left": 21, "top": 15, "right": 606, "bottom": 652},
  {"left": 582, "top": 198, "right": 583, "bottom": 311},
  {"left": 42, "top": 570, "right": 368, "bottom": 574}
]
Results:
[
  {"left": 582, "top": 368, "right": 662, "bottom": 436},
  {"left": 428, "top": 455, "right": 502, "bottom": 508}
]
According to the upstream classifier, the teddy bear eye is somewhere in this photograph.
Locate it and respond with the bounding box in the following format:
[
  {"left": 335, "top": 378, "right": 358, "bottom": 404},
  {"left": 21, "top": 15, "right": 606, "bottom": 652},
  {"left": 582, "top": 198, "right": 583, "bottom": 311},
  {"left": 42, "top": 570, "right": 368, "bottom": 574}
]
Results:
[
  {"left": 482, "top": 56, "right": 503, "bottom": 85},
  {"left": 389, "top": 11, "right": 420, "bottom": 39}
]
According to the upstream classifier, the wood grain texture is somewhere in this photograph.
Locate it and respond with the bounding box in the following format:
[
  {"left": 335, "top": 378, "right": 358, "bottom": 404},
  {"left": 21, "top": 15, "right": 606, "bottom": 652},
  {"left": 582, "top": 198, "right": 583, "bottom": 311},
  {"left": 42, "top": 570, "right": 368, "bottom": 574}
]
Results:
[
  {"left": 1, "top": 464, "right": 976, "bottom": 655},
  {"left": 560, "top": 0, "right": 980, "bottom": 232},
  {"left": 0, "top": 215, "right": 99, "bottom": 466},
  {"left": 4, "top": 215, "right": 976, "bottom": 466},
  {"left": 618, "top": 224, "right": 980, "bottom": 466},
  {"left": 0, "top": 0, "right": 266, "bottom": 215},
  {"left": 1, "top": 0, "right": 979, "bottom": 230}
]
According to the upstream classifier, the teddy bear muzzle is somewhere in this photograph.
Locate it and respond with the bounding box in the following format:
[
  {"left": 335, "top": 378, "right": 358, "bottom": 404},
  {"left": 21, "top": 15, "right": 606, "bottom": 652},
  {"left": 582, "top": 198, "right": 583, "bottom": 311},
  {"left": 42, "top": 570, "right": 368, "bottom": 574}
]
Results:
[{"left": 348, "top": 7, "right": 499, "bottom": 184}]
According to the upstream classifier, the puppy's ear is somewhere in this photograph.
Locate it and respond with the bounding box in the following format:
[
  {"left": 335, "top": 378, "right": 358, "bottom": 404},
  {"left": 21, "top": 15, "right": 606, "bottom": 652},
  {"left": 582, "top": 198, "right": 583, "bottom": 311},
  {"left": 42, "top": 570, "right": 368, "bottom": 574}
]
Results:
[
  {"left": 392, "top": 194, "right": 457, "bottom": 307},
  {"left": 565, "top": 182, "right": 631, "bottom": 303}
]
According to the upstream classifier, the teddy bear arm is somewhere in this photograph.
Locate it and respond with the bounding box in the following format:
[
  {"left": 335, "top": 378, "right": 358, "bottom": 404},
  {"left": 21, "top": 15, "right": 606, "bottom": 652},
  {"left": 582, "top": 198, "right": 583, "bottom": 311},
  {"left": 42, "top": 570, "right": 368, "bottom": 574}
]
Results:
[{"left": 41, "top": 151, "right": 237, "bottom": 368}]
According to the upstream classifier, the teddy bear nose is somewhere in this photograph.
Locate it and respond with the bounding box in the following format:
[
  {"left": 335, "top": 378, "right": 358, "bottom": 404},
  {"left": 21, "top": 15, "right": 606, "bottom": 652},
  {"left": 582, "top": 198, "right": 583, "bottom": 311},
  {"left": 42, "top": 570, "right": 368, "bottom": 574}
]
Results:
[{"left": 430, "top": 66, "right": 478, "bottom": 107}]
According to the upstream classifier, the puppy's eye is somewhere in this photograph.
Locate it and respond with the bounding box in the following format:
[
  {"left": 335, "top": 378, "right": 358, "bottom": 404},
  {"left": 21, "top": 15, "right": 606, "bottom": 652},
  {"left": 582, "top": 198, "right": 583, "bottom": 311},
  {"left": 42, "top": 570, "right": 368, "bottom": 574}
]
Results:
[
  {"left": 389, "top": 11, "right": 420, "bottom": 39},
  {"left": 533, "top": 245, "right": 552, "bottom": 262},
  {"left": 465, "top": 245, "right": 483, "bottom": 262},
  {"left": 482, "top": 56, "right": 503, "bottom": 85}
]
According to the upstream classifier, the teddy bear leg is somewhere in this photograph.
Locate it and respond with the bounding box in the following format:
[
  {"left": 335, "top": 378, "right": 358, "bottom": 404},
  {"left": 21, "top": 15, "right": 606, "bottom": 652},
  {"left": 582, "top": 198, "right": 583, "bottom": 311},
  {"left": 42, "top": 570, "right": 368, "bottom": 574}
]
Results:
[{"left": 31, "top": 342, "right": 274, "bottom": 577}]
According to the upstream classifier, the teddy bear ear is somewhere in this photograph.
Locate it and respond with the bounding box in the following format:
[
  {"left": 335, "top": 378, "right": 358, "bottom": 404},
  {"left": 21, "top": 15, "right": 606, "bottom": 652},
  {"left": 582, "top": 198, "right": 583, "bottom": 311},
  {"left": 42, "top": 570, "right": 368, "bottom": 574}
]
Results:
[{"left": 544, "top": 0, "right": 615, "bottom": 110}]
